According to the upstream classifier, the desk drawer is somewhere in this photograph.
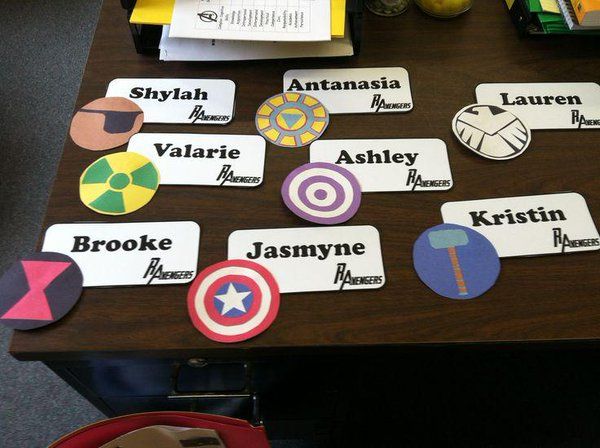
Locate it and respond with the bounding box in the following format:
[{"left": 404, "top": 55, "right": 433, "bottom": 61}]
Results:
[
  {"left": 103, "top": 396, "right": 250, "bottom": 418},
  {"left": 68, "top": 360, "right": 247, "bottom": 397}
]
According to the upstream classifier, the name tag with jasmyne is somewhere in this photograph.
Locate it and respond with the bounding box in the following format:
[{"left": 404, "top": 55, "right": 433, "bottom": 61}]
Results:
[
  {"left": 441, "top": 193, "right": 600, "bottom": 257},
  {"left": 228, "top": 225, "right": 385, "bottom": 293},
  {"left": 42, "top": 222, "right": 201, "bottom": 287},
  {"left": 106, "top": 78, "right": 236, "bottom": 124},
  {"left": 310, "top": 139, "right": 452, "bottom": 192},
  {"left": 476, "top": 82, "right": 600, "bottom": 130},
  {"left": 127, "top": 133, "right": 265, "bottom": 187},
  {"left": 283, "top": 67, "right": 413, "bottom": 114}
]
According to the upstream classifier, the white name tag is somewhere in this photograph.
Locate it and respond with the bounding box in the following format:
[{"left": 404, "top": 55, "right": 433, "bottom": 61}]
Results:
[
  {"left": 283, "top": 67, "right": 413, "bottom": 114},
  {"left": 228, "top": 225, "right": 385, "bottom": 293},
  {"left": 441, "top": 193, "right": 600, "bottom": 257},
  {"left": 106, "top": 78, "right": 235, "bottom": 124},
  {"left": 310, "top": 139, "right": 452, "bottom": 192},
  {"left": 42, "top": 222, "right": 200, "bottom": 286},
  {"left": 127, "top": 133, "right": 265, "bottom": 187},
  {"left": 475, "top": 83, "right": 600, "bottom": 130}
]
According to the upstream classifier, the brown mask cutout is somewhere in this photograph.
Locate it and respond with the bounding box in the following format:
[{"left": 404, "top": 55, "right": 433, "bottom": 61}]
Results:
[{"left": 70, "top": 97, "right": 144, "bottom": 151}]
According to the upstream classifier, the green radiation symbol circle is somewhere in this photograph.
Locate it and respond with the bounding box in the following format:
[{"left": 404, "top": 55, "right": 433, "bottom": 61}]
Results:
[{"left": 79, "top": 152, "right": 160, "bottom": 215}]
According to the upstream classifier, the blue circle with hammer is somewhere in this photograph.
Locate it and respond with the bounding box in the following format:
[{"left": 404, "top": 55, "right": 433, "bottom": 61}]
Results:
[{"left": 413, "top": 223, "right": 500, "bottom": 300}]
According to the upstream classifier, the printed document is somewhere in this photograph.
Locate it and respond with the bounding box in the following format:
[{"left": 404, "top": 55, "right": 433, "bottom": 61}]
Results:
[{"left": 169, "top": 0, "right": 331, "bottom": 41}]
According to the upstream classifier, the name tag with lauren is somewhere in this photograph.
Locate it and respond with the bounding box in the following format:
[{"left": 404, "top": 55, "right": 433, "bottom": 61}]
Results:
[
  {"left": 310, "top": 139, "right": 453, "bottom": 192},
  {"left": 228, "top": 226, "right": 385, "bottom": 293},
  {"left": 476, "top": 82, "right": 600, "bottom": 130},
  {"left": 441, "top": 193, "right": 600, "bottom": 257},
  {"left": 127, "top": 133, "right": 265, "bottom": 187},
  {"left": 283, "top": 67, "right": 413, "bottom": 114},
  {"left": 42, "top": 222, "right": 200, "bottom": 287},
  {"left": 106, "top": 78, "right": 236, "bottom": 124}
]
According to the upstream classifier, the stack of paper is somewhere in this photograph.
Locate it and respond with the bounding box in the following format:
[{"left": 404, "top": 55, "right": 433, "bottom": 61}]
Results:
[
  {"left": 131, "top": 0, "right": 351, "bottom": 61},
  {"left": 557, "top": 0, "right": 600, "bottom": 29},
  {"left": 510, "top": 0, "right": 600, "bottom": 33}
]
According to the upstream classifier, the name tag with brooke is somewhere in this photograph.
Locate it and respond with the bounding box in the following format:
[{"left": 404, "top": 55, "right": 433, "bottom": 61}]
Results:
[
  {"left": 310, "top": 139, "right": 452, "bottom": 192},
  {"left": 127, "top": 133, "right": 265, "bottom": 187},
  {"left": 283, "top": 67, "right": 413, "bottom": 114},
  {"left": 106, "top": 78, "right": 236, "bottom": 125},
  {"left": 441, "top": 193, "right": 600, "bottom": 257},
  {"left": 42, "top": 221, "right": 200, "bottom": 287},
  {"left": 475, "top": 82, "right": 600, "bottom": 130},
  {"left": 228, "top": 225, "right": 385, "bottom": 293}
]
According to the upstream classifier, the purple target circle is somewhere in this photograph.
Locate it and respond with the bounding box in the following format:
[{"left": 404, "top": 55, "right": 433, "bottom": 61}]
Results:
[{"left": 281, "top": 162, "right": 362, "bottom": 225}]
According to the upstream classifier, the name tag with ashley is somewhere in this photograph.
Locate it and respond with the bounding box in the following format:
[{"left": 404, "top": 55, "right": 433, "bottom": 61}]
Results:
[
  {"left": 42, "top": 222, "right": 200, "bottom": 286},
  {"left": 310, "top": 139, "right": 453, "bottom": 192},
  {"left": 475, "top": 83, "right": 600, "bottom": 130},
  {"left": 283, "top": 67, "right": 413, "bottom": 114},
  {"left": 106, "top": 78, "right": 235, "bottom": 124},
  {"left": 441, "top": 193, "right": 600, "bottom": 257},
  {"left": 228, "top": 225, "right": 385, "bottom": 293},
  {"left": 127, "top": 133, "right": 265, "bottom": 187}
]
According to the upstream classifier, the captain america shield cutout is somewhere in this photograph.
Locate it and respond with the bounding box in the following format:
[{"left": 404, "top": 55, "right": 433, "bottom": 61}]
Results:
[
  {"left": 0, "top": 252, "right": 83, "bottom": 330},
  {"left": 187, "top": 260, "right": 280, "bottom": 343},
  {"left": 282, "top": 162, "right": 362, "bottom": 225},
  {"left": 255, "top": 93, "right": 329, "bottom": 148}
]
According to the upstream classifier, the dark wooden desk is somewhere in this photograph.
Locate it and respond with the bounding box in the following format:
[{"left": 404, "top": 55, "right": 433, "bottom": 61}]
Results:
[{"left": 10, "top": 0, "right": 600, "bottom": 445}]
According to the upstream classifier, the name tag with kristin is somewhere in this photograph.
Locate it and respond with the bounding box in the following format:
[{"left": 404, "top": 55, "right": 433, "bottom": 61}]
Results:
[
  {"left": 127, "top": 133, "right": 265, "bottom": 187},
  {"left": 228, "top": 225, "right": 385, "bottom": 293},
  {"left": 441, "top": 193, "right": 600, "bottom": 257},
  {"left": 283, "top": 67, "right": 413, "bottom": 114},
  {"left": 42, "top": 222, "right": 200, "bottom": 287},
  {"left": 475, "top": 83, "right": 600, "bottom": 130},
  {"left": 310, "top": 139, "right": 452, "bottom": 192},
  {"left": 106, "top": 78, "right": 235, "bottom": 124}
]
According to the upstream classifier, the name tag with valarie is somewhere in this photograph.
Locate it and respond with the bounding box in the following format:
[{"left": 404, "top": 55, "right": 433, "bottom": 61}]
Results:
[
  {"left": 127, "top": 133, "right": 265, "bottom": 187},
  {"left": 283, "top": 67, "right": 413, "bottom": 114},
  {"left": 42, "top": 222, "right": 200, "bottom": 286},
  {"left": 106, "top": 78, "right": 235, "bottom": 124},
  {"left": 475, "top": 83, "right": 600, "bottom": 129},
  {"left": 228, "top": 226, "right": 385, "bottom": 293},
  {"left": 310, "top": 139, "right": 453, "bottom": 192},
  {"left": 441, "top": 193, "right": 600, "bottom": 257}
]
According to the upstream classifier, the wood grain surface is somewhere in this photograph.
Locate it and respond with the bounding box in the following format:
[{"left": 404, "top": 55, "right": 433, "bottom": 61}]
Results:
[{"left": 10, "top": 0, "right": 600, "bottom": 360}]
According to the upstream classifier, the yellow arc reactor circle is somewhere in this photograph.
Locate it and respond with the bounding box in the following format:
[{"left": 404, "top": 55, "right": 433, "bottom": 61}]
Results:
[{"left": 255, "top": 93, "right": 330, "bottom": 148}]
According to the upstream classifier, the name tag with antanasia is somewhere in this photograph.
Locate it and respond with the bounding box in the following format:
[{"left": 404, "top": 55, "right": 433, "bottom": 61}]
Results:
[
  {"left": 475, "top": 83, "right": 600, "bottom": 130},
  {"left": 441, "top": 193, "right": 600, "bottom": 257},
  {"left": 310, "top": 139, "right": 452, "bottom": 192},
  {"left": 42, "top": 222, "right": 200, "bottom": 287},
  {"left": 128, "top": 133, "right": 265, "bottom": 187},
  {"left": 283, "top": 67, "right": 413, "bottom": 114},
  {"left": 228, "top": 226, "right": 385, "bottom": 293},
  {"left": 106, "top": 78, "right": 235, "bottom": 124}
]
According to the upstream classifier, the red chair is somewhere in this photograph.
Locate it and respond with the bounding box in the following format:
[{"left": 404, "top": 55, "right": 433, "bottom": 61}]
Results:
[{"left": 49, "top": 411, "right": 270, "bottom": 448}]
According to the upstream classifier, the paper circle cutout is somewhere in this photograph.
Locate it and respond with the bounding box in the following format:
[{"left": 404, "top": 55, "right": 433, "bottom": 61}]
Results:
[
  {"left": 0, "top": 252, "right": 83, "bottom": 330},
  {"left": 70, "top": 97, "right": 144, "bottom": 151},
  {"left": 452, "top": 104, "right": 531, "bottom": 160},
  {"left": 187, "top": 260, "right": 280, "bottom": 343},
  {"left": 255, "top": 93, "right": 329, "bottom": 148},
  {"left": 413, "top": 223, "right": 501, "bottom": 300},
  {"left": 281, "top": 162, "right": 362, "bottom": 225},
  {"left": 80, "top": 152, "right": 160, "bottom": 215}
]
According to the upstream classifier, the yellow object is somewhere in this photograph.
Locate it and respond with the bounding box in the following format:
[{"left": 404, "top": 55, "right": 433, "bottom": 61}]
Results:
[
  {"left": 415, "top": 0, "right": 473, "bottom": 17},
  {"left": 331, "top": 0, "right": 346, "bottom": 37},
  {"left": 540, "top": 0, "right": 560, "bottom": 13},
  {"left": 131, "top": 0, "right": 346, "bottom": 38},
  {"left": 79, "top": 152, "right": 160, "bottom": 216},
  {"left": 130, "top": 0, "right": 175, "bottom": 25},
  {"left": 571, "top": 0, "right": 600, "bottom": 26}
]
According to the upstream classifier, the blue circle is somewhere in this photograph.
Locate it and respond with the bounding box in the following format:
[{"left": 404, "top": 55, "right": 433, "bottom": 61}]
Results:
[
  {"left": 213, "top": 282, "right": 254, "bottom": 317},
  {"left": 413, "top": 224, "right": 500, "bottom": 300}
]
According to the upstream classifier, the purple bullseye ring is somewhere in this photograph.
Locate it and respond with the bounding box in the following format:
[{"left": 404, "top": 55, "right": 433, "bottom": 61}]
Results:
[
  {"left": 298, "top": 175, "right": 345, "bottom": 212},
  {"left": 281, "top": 162, "right": 362, "bottom": 225}
]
